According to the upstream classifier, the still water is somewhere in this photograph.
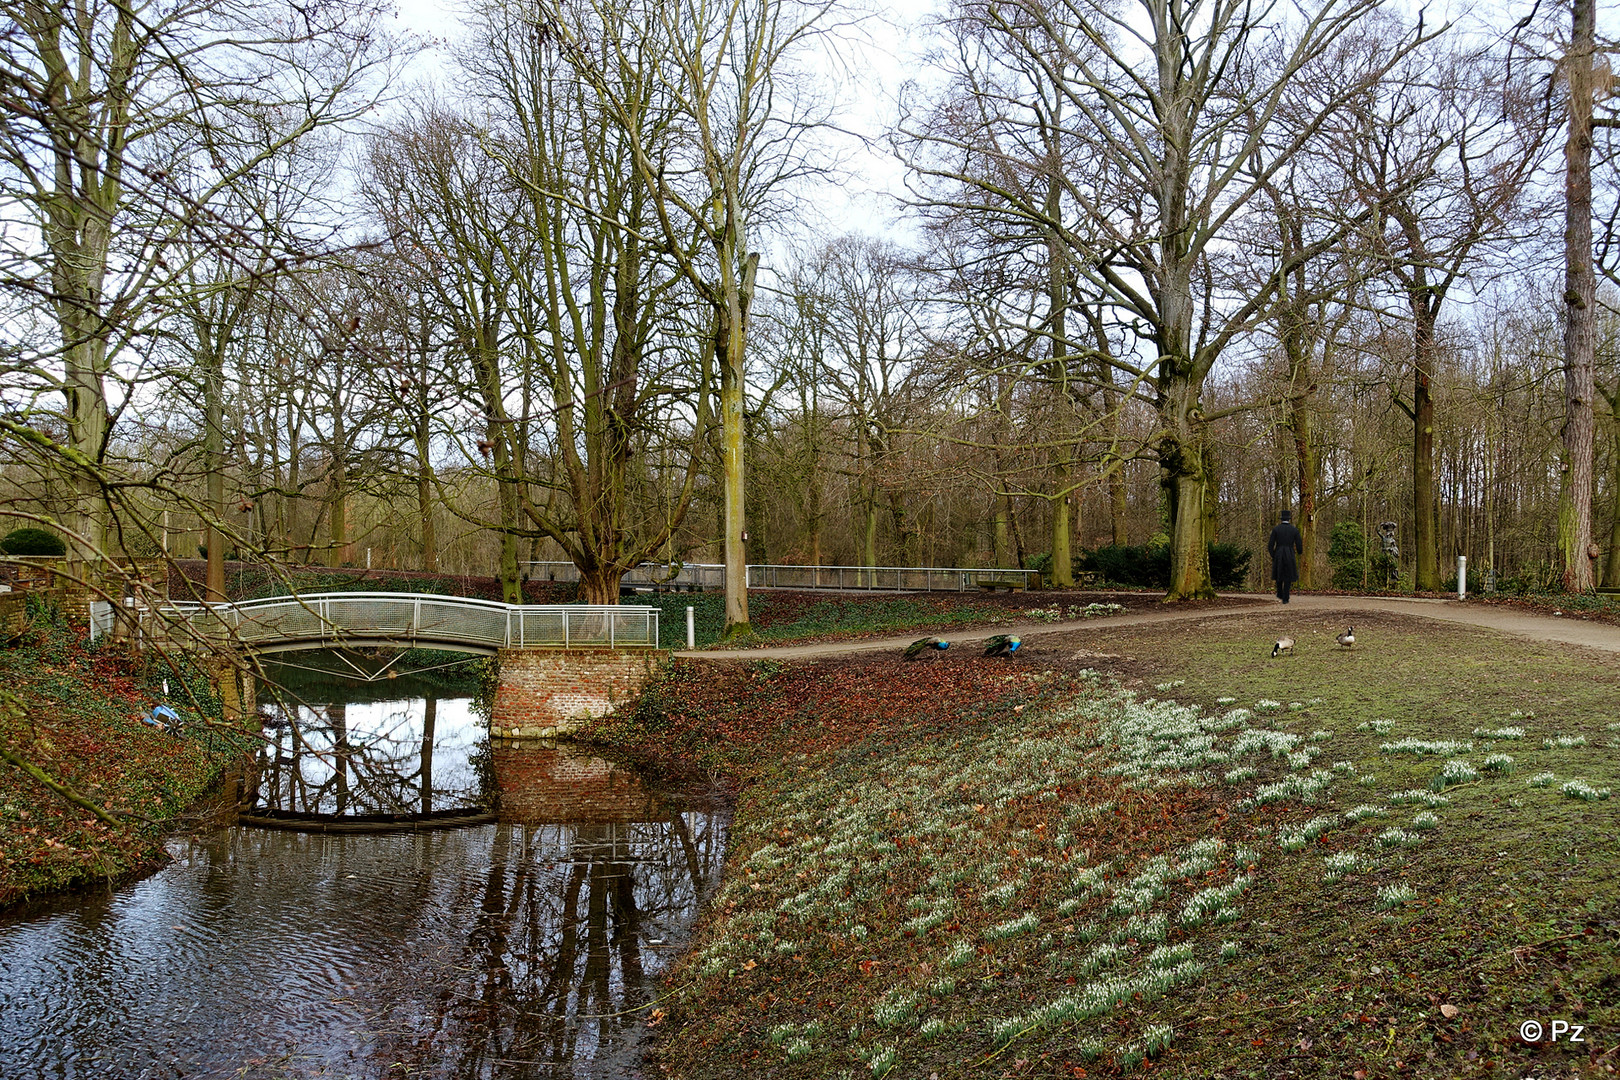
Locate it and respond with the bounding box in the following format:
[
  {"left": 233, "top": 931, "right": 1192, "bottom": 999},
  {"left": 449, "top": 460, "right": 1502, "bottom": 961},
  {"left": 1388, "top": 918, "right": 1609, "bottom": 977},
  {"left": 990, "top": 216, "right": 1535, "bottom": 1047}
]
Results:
[
  {"left": 0, "top": 664, "right": 728, "bottom": 1080},
  {"left": 252, "top": 696, "right": 489, "bottom": 816}
]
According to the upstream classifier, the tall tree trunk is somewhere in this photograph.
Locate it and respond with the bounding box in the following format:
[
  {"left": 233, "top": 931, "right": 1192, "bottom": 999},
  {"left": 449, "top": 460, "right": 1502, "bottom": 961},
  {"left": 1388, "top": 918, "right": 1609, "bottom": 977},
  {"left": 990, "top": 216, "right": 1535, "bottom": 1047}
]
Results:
[
  {"left": 494, "top": 460, "right": 522, "bottom": 604},
  {"left": 1605, "top": 442, "right": 1620, "bottom": 588},
  {"left": 1160, "top": 363, "right": 1215, "bottom": 600},
  {"left": 1045, "top": 171, "right": 1075, "bottom": 588},
  {"left": 203, "top": 342, "right": 227, "bottom": 601},
  {"left": 993, "top": 503, "right": 1011, "bottom": 568},
  {"left": 416, "top": 452, "right": 438, "bottom": 574},
  {"left": 718, "top": 254, "right": 757, "bottom": 637},
  {"left": 862, "top": 485, "right": 879, "bottom": 577},
  {"left": 1562, "top": 0, "right": 1598, "bottom": 592},
  {"left": 473, "top": 322, "right": 522, "bottom": 604},
  {"left": 1050, "top": 459, "right": 1074, "bottom": 586},
  {"left": 1291, "top": 406, "right": 1320, "bottom": 589},
  {"left": 63, "top": 338, "right": 111, "bottom": 580},
  {"left": 1412, "top": 307, "right": 1439, "bottom": 591},
  {"left": 1010, "top": 492, "right": 1028, "bottom": 570},
  {"left": 887, "top": 492, "right": 916, "bottom": 567},
  {"left": 415, "top": 345, "right": 438, "bottom": 574},
  {"left": 1109, "top": 466, "right": 1128, "bottom": 546},
  {"left": 719, "top": 325, "right": 749, "bottom": 626},
  {"left": 327, "top": 455, "right": 348, "bottom": 568},
  {"left": 1603, "top": 390, "right": 1620, "bottom": 588},
  {"left": 1279, "top": 288, "right": 1320, "bottom": 588},
  {"left": 1165, "top": 451, "right": 1214, "bottom": 599},
  {"left": 578, "top": 554, "right": 623, "bottom": 604}
]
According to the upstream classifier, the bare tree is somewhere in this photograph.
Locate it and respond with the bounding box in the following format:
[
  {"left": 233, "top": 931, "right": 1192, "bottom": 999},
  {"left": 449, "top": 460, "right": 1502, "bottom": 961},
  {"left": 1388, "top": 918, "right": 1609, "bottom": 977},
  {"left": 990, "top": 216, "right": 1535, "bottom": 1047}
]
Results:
[
  {"left": 1564, "top": 0, "right": 1601, "bottom": 591},
  {"left": 903, "top": 0, "right": 1428, "bottom": 598},
  {"left": 550, "top": 0, "right": 843, "bottom": 634},
  {"left": 0, "top": 0, "right": 402, "bottom": 586},
  {"left": 468, "top": 0, "right": 717, "bottom": 604},
  {"left": 806, "top": 236, "right": 935, "bottom": 570},
  {"left": 1339, "top": 39, "right": 1550, "bottom": 590}
]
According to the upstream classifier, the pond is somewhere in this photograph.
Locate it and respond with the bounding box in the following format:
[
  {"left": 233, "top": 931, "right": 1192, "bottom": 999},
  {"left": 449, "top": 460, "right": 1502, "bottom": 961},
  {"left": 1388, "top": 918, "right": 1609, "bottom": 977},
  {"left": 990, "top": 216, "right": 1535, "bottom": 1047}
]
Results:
[{"left": 0, "top": 654, "right": 728, "bottom": 1080}]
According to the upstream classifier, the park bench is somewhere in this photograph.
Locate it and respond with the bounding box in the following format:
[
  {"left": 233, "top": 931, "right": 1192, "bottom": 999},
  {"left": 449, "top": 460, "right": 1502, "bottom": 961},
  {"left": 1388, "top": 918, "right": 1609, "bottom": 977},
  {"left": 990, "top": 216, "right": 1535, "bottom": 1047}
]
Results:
[{"left": 978, "top": 578, "right": 1026, "bottom": 592}]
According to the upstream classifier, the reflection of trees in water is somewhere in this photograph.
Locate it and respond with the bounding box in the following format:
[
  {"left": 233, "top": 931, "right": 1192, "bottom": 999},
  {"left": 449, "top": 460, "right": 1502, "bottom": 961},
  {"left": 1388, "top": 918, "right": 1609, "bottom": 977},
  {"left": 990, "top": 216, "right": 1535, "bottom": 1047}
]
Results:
[
  {"left": 254, "top": 698, "right": 482, "bottom": 815},
  {"left": 376, "top": 813, "right": 727, "bottom": 1077}
]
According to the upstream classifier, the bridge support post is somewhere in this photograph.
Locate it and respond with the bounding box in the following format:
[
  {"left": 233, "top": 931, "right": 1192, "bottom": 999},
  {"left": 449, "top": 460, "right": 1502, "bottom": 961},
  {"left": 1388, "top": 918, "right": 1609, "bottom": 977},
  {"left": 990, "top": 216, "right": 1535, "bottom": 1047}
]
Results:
[
  {"left": 490, "top": 648, "right": 668, "bottom": 739},
  {"left": 207, "top": 656, "right": 254, "bottom": 727}
]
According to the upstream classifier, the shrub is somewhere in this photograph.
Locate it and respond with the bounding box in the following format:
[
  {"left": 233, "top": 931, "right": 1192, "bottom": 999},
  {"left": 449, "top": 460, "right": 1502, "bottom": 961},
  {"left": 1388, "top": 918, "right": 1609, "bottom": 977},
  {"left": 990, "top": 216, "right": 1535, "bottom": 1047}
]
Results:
[
  {"left": 0, "top": 527, "right": 67, "bottom": 557},
  {"left": 1326, "top": 521, "right": 1396, "bottom": 590},
  {"left": 1075, "top": 541, "right": 1251, "bottom": 588},
  {"left": 1208, "top": 542, "right": 1253, "bottom": 587}
]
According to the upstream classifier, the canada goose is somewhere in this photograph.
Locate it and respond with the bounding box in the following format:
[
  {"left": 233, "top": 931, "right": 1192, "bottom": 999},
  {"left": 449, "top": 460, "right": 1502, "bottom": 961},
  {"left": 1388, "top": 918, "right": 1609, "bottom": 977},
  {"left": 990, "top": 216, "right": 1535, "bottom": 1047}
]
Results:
[
  {"left": 983, "top": 634, "right": 1021, "bottom": 657},
  {"left": 1271, "top": 636, "right": 1294, "bottom": 658},
  {"left": 1336, "top": 626, "right": 1356, "bottom": 648},
  {"left": 904, "top": 637, "right": 949, "bottom": 660}
]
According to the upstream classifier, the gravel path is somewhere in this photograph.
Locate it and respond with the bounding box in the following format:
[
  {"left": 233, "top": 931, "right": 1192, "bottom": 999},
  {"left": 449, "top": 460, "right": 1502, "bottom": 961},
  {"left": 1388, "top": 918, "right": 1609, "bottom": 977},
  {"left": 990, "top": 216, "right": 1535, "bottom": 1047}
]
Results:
[{"left": 676, "top": 593, "right": 1620, "bottom": 660}]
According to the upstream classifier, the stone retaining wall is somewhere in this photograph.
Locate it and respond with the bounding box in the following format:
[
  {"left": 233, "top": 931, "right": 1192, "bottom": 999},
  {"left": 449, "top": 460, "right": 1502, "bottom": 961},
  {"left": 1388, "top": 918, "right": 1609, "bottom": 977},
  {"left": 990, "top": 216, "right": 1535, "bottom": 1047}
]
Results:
[
  {"left": 0, "top": 591, "right": 27, "bottom": 640},
  {"left": 490, "top": 647, "right": 667, "bottom": 738}
]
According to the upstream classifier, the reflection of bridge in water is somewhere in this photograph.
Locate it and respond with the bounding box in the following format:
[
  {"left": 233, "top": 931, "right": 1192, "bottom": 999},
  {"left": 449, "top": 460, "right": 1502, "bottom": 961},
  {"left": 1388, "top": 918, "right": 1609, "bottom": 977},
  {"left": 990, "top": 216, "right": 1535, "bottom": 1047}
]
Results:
[
  {"left": 240, "top": 700, "right": 726, "bottom": 1077},
  {"left": 492, "top": 741, "right": 667, "bottom": 824},
  {"left": 445, "top": 740, "right": 728, "bottom": 1075}
]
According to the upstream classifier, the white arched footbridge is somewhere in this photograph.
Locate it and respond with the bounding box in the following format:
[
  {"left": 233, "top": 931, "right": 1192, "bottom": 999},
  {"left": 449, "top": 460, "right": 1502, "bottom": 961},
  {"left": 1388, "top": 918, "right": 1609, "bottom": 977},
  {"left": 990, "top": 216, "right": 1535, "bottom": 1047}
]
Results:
[{"left": 134, "top": 593, "right": 661, "bottom": 655}]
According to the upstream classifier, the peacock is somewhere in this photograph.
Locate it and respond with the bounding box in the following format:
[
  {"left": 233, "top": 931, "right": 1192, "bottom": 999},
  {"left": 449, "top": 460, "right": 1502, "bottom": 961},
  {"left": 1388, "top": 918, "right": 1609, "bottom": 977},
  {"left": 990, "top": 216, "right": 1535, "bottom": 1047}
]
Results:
[
  {"left": 1336, "top": 626, "right": 1356, "bottom": 649},
  {"left": 982, "top": 634, "right": 1021, "bottom": 657},
  {"left": 905, "top": 637, "right": 950, "bottom": 660},
  {"left": 1271, "top": 636, "right": 1294, "bottom": 658}
]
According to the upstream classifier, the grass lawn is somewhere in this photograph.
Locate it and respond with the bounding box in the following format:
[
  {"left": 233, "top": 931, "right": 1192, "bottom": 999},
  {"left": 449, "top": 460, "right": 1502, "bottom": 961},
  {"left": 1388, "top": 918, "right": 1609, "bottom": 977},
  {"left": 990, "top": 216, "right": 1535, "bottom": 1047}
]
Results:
[
  {"left": 584, "top": 608, "right": 1620, "bottom": 1078},
  {"left": 641, "top": 590, "right": 1175, "bottom": 651}
]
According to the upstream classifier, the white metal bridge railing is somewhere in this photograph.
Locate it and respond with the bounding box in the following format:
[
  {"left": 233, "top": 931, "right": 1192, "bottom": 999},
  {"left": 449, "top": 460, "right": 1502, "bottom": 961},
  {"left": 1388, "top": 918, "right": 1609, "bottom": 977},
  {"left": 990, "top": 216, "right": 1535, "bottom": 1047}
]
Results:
[
  {"left": 523, "top": 561, "right": 1042, "bottom": 592},
  {"left": 124, "top": 593, "right": 659, "bottom": 653}
]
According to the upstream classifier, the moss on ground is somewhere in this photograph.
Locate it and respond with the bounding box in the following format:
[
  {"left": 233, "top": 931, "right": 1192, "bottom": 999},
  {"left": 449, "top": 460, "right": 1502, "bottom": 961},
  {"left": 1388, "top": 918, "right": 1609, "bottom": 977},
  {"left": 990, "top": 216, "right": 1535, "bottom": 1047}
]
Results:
[{"left": 587, "top": 608, "right": 1619, "bottom": 1078}]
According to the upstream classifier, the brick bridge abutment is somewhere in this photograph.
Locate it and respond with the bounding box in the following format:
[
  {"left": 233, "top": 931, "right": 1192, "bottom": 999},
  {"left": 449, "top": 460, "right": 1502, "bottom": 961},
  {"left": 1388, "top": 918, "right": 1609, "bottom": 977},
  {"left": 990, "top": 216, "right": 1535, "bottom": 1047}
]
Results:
[{"left": 489, "top": 647, "right": 668, "bottom": 739}]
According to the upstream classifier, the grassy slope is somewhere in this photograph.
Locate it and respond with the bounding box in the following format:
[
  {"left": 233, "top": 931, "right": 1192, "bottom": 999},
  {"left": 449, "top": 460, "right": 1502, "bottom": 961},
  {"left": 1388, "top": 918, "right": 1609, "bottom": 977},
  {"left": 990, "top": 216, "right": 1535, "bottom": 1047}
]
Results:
[
  {"left": 586, "top": 610, "right": 1619, "bottom": 1079},
  {"left": 0, "top": 606, "right": 249, "bottom": 911}
]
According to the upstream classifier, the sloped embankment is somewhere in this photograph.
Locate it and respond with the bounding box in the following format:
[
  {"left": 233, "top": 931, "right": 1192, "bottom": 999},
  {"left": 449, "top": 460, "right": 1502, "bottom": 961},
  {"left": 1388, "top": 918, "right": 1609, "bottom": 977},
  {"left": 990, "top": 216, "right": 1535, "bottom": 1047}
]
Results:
[{"left": 0, "top": 604, "right": 251, "bottom": 911}]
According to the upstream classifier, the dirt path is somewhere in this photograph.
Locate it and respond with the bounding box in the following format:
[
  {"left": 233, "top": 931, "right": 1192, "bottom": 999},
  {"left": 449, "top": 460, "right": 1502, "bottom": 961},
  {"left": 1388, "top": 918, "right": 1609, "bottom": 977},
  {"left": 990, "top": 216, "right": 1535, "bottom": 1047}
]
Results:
[{"left": 677, "top": 593, "right": 1620, "bottom": 660}]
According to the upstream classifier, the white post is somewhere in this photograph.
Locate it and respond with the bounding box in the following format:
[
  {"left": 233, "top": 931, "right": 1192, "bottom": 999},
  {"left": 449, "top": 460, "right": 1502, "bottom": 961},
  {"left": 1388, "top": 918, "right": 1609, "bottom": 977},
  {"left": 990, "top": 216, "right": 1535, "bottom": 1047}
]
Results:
[
  {"left": 366, "top": 548, "right": 371, "bottom": 570},
  {"left": 1458, "top": 555, "right": 1467, "bottom": 600},
  {"left": 686, "top": 606, "right": 695, "bottom": 649}
]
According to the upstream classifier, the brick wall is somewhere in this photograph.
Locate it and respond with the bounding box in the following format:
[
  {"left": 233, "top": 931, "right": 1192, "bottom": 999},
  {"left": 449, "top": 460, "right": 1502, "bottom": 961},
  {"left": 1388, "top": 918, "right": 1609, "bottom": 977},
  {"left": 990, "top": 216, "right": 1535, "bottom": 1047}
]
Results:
[
  {"left": 491, "top": 741, "right": 664, "bottom": 823},
  {"left": 490, "top": 647, "right": 667, "bottom": 738}
]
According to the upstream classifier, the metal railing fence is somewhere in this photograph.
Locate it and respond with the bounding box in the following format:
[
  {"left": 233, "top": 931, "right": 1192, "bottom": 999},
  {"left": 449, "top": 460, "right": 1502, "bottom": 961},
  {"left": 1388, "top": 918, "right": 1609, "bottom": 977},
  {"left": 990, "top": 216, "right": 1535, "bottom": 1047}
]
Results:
[
  {"left": 522, "top": 561, "right": 1042, "bottom": 592},
  {"left": 134, "top": 592, "right": 658, "bottom": 652}
]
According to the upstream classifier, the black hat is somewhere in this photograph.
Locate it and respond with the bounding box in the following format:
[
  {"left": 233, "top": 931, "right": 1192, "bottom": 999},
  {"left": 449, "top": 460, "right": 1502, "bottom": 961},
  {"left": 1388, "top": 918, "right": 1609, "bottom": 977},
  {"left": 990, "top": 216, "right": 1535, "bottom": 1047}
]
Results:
[{"left": 1279, "top": 510, "right": 1292, "bottom": 521}]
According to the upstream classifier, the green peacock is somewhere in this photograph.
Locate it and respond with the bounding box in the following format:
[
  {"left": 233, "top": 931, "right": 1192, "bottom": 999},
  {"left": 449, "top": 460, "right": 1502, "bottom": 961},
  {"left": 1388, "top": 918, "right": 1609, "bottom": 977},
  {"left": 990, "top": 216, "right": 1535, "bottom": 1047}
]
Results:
[
  {"left": 904, "top": 637, "right": 950, "bottom": 660},
  {"left": 982, "top": 634, "right": 1021, "bottom": 657}
]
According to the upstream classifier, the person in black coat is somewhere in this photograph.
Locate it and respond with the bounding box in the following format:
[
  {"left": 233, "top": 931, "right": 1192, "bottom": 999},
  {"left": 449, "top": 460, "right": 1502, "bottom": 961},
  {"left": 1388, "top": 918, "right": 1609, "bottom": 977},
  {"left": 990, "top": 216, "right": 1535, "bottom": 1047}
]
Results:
[{"left": 1267, "top": 510, "right": 1304, "bottom": 603}]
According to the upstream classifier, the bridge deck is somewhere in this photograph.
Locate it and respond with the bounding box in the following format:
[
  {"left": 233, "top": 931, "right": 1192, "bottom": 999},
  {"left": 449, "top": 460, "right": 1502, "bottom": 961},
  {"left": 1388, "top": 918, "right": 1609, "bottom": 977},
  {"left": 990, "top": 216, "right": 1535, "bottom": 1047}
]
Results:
[{"left": 133, "top": 594, "right": 659, "bottom": 654}]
